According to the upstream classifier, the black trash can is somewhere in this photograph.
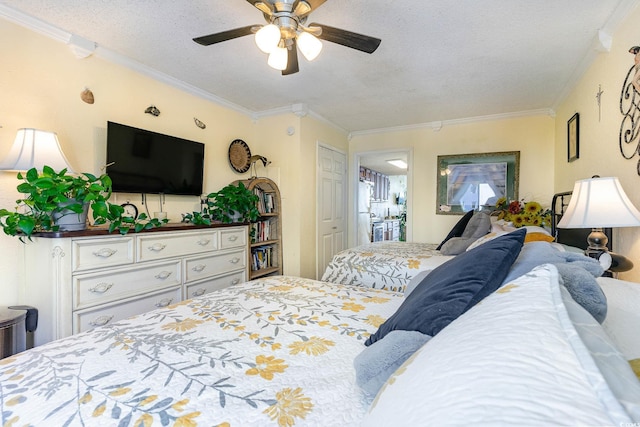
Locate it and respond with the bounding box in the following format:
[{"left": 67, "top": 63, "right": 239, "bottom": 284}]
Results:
[
  {"left": 0, "top": 307, "right": 26, "bottom": 359},
  {"left": 0, "top": 306, "right": 38, "bottom": 358}
]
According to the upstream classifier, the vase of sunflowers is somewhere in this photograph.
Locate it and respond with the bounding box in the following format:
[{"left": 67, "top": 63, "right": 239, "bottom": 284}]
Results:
[{"left": 493, "top": 197, "right": 551, "bottom": 228}]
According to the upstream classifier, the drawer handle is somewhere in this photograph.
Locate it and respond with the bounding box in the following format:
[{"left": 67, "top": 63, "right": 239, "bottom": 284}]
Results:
[
  {"left": 89, "top": 315, "right": 114, "bottom": 327},
  {"left": 93, "top": 248, "right": 117, "bottom": 258},
  {"left": 227, "top": 235, "right": 238, "bottom": 242},
  {"left": 192, "top": 264, "right": 206, "bottom": 273},
  {"left": 197, "top": 239, "right": 211, "bottom": 246},
  {"left": 155, "top": 298, "right": 173, "bottom": 307},
  {"left": 192, "top": 288, "right": 206, "bottom": 297},
  {"left": 230, "top": 278, "right": 240, "bottom": 285},
  {"left": 229, "top": 257, "right": 240, "bottom": 264},
  {"left": 89, "top": 283, "right": 113, "bottom": 294},
  {"left": 155, "top": 271, "right": 172, "bottom": 280},
  {"left": 148, "top": 243, "right": 166, "bottom": 252}
]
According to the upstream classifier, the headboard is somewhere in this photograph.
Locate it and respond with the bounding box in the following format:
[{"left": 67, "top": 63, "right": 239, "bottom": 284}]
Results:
[{"left": 550, "top": 191, "right": 612, "bottom": 250}]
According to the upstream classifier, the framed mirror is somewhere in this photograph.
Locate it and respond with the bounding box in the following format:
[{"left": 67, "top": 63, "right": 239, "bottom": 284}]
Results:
[{"left": 436, "top": 151, "right": 520, "bottom": 215}]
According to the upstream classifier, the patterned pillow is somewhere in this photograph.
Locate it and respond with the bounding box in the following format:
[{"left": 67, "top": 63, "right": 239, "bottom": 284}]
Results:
[{"left": 466, "top": 225, "right": 554, "bottom": 251}]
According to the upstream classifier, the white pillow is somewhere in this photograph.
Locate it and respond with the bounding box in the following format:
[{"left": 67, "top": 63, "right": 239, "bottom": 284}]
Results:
[{"left": 363, "top": 264, "right": 638, "bottom": 426}]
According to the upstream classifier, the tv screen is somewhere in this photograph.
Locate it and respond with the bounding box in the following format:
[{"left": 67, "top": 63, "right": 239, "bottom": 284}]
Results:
[{"left": 106, "top": 121, "right": 204, "bottom": 196}]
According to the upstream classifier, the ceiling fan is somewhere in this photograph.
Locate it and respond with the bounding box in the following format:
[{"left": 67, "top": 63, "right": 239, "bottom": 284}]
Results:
[{"left": 193, "top": 0, "right": 381, "bottom": 75}]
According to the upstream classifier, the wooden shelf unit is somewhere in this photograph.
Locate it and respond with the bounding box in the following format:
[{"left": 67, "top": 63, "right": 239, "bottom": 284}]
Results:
[{"left": 235, "top": 177, "right": 283, "bottom": 279}]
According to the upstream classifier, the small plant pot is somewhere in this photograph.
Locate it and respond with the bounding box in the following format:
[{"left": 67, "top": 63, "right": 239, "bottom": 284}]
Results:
[{"left": 52, "top": 201, "right": 89, "bottom": 231}]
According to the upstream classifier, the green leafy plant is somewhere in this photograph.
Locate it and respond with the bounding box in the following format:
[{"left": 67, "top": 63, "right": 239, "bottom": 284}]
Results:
[
  {"left": 205, "top": 182, "right": 260, "bottom": 224},
  {"left": 0, "top": 165, "right": 166, "bottom": 241}
]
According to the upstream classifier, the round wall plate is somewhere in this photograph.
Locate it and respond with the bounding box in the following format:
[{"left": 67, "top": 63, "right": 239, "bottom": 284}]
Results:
[{"left": 228, "top": 139, "right": 251, "bottom": 173}]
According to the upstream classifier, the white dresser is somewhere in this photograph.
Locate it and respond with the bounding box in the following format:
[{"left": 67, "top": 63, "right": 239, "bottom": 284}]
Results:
[{"left": 20, "top": 224, "right": 248, "bottom": 346}]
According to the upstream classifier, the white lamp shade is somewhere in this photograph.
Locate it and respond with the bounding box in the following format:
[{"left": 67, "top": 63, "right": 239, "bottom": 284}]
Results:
[
  {"left": 0, "top": 128, "right": 74, "bottom": 172},
  {"left": 557, "top": 176, "right": 640, "bottom": 228},
  {"left": 267, "top": 45, "right": 288, "bottom": 70},
  {"left": 255, "top": 24, "right": 281, "bottom": 54},
  {"left": 297, "top": 31, "right": 323, "bottom": 61}
]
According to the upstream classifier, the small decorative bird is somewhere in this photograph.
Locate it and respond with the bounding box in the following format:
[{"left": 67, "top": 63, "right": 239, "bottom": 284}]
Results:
[
  {"left": 249, "top": 155, "right": 271, "bottom": 178},
  {"left": 145, "top": 105, "right": 160, "bottom": 116}
]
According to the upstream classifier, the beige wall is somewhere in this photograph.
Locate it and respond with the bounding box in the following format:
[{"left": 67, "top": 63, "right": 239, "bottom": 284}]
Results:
[
  {"left": 349, "top": 115, "right": 556, "bottom": 245},
  {"left": 0, "top": 18, "right": 346, "bottom": 306},
  {"left": 553, "top": 3, "right": 640, "bottom": 281}
]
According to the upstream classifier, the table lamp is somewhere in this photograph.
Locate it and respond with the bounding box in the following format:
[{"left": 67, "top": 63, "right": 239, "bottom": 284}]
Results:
[
  {"left": 0, "top": 128, "right": 74, "bottom": 172},
  {"left": 557, "top": 176, "right": 640, "bottom": 272}
]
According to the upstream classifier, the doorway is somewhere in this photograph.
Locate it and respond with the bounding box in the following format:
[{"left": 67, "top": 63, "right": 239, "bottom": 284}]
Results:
[
  {"left": 317, "top": 144, "right": 347, "bottom": 279},
  {"left": 354, "top": 149, "right": 412, "bottom": 246}
]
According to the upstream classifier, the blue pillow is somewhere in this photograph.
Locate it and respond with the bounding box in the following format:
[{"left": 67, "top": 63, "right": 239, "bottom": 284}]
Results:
[
  {"left": 436, "top": 209, "right": 474, "bottom": 250},
  {"left": 365, "top": 228, "right": 526, "bottom": 345}
]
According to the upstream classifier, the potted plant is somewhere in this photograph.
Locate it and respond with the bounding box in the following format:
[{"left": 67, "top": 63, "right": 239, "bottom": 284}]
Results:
[
  {"left": 205, "top": 182, "right": 260, "bottom": 224},
  {"left": 0, "top": 165, "right": 165, "bottom": 241}
]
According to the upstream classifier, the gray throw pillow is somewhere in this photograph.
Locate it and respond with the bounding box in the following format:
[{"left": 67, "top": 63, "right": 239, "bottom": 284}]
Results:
[{"left": 440, "top": 211, "right": 491, "bottom": 255}]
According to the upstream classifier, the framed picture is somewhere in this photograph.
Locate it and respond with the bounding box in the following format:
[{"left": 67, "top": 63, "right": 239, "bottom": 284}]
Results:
[
  {"left": 436, "top": 151, "right": 520, "bottom": 215},
  {"left": 568, "top": 112, "right": 579, "bottom": 162}
]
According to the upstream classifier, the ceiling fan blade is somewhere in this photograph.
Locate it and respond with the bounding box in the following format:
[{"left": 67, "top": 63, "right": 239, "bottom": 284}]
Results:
[
  {"left": 304, "top": 0, "right": 327, "bottom": 12},
  {"left": 282, "top": 39, "right": 300, "bottom": 75},
  {"left": 310, "top": 23, "right": 381, "bottom": 54},
  {"left": 294, "top": 0, "right": 327, "bottom": 17},
  {"left": 246, "top": 0, "right": 274, "bottom": 15},
  {"left": 193, "top": 25, "right": 255, "bottom": 46}
]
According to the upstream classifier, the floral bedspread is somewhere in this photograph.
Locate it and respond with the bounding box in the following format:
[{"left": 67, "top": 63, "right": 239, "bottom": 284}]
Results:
[
  {"left": 0, "top": 276, "right": 403, "bottom": 427},
  {"left": 321, "top": 242, "right": 454, "bottom": 292}
]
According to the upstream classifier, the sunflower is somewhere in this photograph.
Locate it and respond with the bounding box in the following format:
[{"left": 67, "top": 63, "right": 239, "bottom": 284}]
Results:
[
  {"left": 493, "top": 199, "right": 551, "bottom": 228},
  {"left": 524, "top": 201, "right": 542, "bottom": 214}
]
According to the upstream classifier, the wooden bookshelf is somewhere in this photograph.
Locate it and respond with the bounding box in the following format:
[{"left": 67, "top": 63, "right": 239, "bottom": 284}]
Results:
[{"left": 234, "top": 177, "right": 283, "bottom": 279}]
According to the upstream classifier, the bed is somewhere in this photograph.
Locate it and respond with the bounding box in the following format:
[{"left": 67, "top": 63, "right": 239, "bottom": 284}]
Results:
[
  {"left": 321, "top": 209, "right": 488, "bottom": 291},
  {"left": 2, "top": 193, "right": 640, "bottom": 425},
  {"left": 320, "top": 241, "right": 452, "bottom": 292}
]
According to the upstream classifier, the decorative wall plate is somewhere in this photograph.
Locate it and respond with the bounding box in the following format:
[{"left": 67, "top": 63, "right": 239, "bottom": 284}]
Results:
[{"left": 228, "top": 139, "right": 251, "bottom": 173}]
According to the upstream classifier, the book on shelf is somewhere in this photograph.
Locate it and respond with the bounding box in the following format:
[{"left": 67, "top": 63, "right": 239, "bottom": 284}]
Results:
[
  {"left": 253, "top": 187, "right": 276, "bottom": 214},
  {"left": 250, "top": 218, "right": 277, "bottom": 243},
  {"left": 251, "top": 245, "right": 274, "bottom": 271}
]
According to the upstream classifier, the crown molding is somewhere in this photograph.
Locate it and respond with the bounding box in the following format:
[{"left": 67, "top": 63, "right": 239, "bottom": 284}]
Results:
[
  {"left": 0, "top": 4, "right": 255, "bottom": 118},
  {"left": 552, "top": 0, "right": 640, "bottom": 110},
  {"left": 349, "top": 108, "right": 555, "bottom": 138}
]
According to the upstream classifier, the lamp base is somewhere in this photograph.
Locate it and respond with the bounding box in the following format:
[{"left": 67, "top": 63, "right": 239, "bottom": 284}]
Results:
[
  {"left": 583, "top": 228, "right": 633, "bottom": 275},
  {"left": 584, "top": 228, "right": 608, "bottom": 259}
]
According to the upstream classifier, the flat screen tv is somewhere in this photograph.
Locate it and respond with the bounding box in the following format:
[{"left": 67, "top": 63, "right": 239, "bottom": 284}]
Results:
[{"left": 106, "top": 121, "right": 205, "bottom": 196}]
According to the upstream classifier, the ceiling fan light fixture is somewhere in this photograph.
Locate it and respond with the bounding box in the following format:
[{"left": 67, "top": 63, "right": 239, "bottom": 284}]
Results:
[
  {"left": 255, "top": 24, "right": 281, "bottom": 53},
  {"left": 297, "top": 31, "right": 323, "bottom": 61},
  {"left": 268, "top": 45, "right": 288, "bottom": 70}
]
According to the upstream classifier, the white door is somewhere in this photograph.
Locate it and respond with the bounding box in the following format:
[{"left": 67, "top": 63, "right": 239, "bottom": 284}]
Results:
[{"left": 317, "top": 145, "right": 347, "bottom": 279}]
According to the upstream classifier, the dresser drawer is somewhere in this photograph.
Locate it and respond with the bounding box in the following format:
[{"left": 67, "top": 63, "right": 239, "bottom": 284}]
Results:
[
  {"left": 72, "top": 237, "right": 135, "bottom": 272},
  {"left": 137, "top": 230, "right": 217, "bottom": 262},
  {"left": 185, "top": 270, "right": 246, "bottom": 299},
  {"left": 73, "top": 260, "right": 181, "bottom": 310},
  {"left": 184, "top": 248, "right": 246, "bottom": 283},
  {"left": 219, "top": 227, "right": 247, "bottom": 249},
  {"left": 74, "top": 286, "right": 182, "bottom": 334}
]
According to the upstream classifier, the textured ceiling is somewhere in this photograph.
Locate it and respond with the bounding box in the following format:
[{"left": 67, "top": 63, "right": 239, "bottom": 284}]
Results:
[{"left": 0, "top": 0, "right": 635, "bottom": 132}]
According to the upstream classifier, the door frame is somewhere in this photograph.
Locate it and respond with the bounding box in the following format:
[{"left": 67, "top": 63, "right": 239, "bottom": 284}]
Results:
[
  {"left": 316, "top": 141, "right": 348, "bottom": 279},
  {"left": 351, "top": 148, "right": 413, "bottom": 247}
]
